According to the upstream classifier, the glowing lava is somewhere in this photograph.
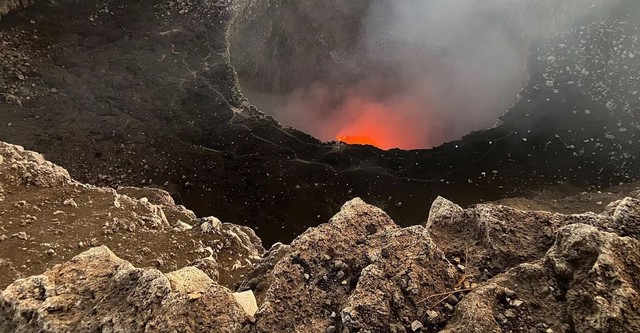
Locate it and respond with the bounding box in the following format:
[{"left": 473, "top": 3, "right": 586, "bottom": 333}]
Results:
[
  {"left": 336, "top": 135, "right": 379, "bottom": 147},
  {"left": 334, "top": 97, "right": 427, "bottom": 150}
]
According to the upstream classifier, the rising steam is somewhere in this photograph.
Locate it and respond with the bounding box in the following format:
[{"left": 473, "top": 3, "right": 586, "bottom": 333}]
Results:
[{"left": 251, "top": 0, "right": 631, "bottom": 150}]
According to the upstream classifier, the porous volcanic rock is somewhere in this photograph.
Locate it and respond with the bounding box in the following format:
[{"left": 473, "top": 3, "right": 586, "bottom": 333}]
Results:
[
  {"left": 2, "top": 142, "right": 640, "bottom": 332},
  {"left": 0, "top": 141, "right": 71, "bottom": 187},
  {"left": 0, "top": 246, "right": 250, "bottom": 332},
  {"left": 241, "top": 193, "right": 640, "bottom": 332},
  {"left": 236, "top": 241, "right": 291, "bottom": 304},
  {"left": 246, "top": 198, "right": 461, "bottom": 333},
  {"left": 427, "top": 196, "right": 640, "bottom": 283},
  {"left": 441, "top": 223, "right": 640, "bottom": 333},
  {"left": 601, "top": 196, "right": 640, "bottom": 239}
]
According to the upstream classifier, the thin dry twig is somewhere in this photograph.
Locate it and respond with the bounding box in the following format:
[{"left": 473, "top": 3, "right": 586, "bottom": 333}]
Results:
[
  {"left": 417, "top": 246, "right": 475, "bottom": 323},
  {"left": 418, "top": 288, "right": 473, "bottom": 322},
  {"left": 417, "top": 288, "right": 473, "bottom": 305}
]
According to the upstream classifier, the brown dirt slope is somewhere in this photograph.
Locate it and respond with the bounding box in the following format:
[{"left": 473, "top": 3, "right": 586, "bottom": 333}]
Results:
[{"left": 0, "top": 140, "right": 264, "bottom": 290}]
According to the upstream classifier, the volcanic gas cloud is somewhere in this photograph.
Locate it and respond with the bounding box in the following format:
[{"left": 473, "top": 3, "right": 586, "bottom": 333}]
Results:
[
  {"left": 237, "top": 0, "right": 621, "bottom": 151},
  {"left": 270, "top": 84, "right": 437, "bottom": 150}
]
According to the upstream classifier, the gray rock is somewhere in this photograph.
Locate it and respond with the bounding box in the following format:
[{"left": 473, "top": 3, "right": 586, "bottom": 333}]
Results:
[
  {"left": 504, "top": 309, "right": 516, "bottom": 318},
  {"left": 510, "top": 299, "right": 524, "bottom": 308},
  {"left": 11, "top": 232, "right": 27, "bottom": 240}
]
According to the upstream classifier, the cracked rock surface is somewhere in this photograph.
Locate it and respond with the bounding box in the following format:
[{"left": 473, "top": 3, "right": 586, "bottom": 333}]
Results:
[
  {"left": 246, "top": 198, "right": 460, "bottom": 332},
  {"left": 442, "top": 223, "right": 640, "bottom": 333}
]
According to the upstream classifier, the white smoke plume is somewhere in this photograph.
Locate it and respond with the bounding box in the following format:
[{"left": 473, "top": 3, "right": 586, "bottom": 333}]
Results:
[{"left": 257, "top": 0, "right": 634, "bottom": 149}]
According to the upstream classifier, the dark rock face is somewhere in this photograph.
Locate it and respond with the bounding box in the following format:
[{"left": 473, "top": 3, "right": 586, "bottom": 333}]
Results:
[
  {"left": 1, "top": 0, "right": 640, "bottom": 248},
  {"left": 229, "top": 0, "right": 371, "bottom": 95},
  {"left": 0, "top": 0, "right": 40, "bottom": 19}
]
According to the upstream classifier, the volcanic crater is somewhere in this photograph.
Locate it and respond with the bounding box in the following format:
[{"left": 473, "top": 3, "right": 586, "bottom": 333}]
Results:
[
  {"left": 1, "top": 0, "right": 640, "bottom": 247},
  {"left": 2, "top": 0, "right": 640, "bottom": 332}
]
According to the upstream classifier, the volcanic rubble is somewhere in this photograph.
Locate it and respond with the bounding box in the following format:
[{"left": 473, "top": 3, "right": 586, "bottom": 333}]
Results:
[{"left": 1, "top": 141, "right": 640, "bottom": 332}]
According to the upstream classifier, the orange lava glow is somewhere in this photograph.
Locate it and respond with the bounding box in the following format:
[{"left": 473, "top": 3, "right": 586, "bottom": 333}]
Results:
[
  {"left": 334, "top": 97, "right": 427, "bottom": 150},
  {"left": 336, "top": 135, "right": 380, "bottom": 147}
]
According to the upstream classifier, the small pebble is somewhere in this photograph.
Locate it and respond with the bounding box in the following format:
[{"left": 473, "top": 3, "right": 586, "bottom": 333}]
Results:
[
  {"left": 504, "top": 309, "right": 516, "bottom": 318},
  {"left": 410, "top": 320, "right": 423, "bottom": 332},
  {"left": 510, "top": 299, "right": 524, "bottom": 308},
  {"left": 504, "top": 288, "right": 516, "bottom": 297}
]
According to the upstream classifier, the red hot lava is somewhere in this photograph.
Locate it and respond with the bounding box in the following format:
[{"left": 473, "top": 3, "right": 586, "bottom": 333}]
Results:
[{"left": 334, "top": 97, "right": 427, "bottom": 150}]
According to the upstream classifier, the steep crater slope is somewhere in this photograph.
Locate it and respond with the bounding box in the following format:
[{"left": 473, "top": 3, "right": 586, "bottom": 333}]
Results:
[
  {"left": 229, "top": 0, "right": 640, "bottom": 203},
  {"left": 229, "top": 0, "right": 640, "bottom": 148},
  {"left": 0, "top": 0, "right": 640, "bottom": 245}
]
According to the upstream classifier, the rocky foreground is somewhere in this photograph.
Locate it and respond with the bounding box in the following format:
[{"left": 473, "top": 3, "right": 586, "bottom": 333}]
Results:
[{"left": 1, "top": 144, "right": 639, "bottom": 332}]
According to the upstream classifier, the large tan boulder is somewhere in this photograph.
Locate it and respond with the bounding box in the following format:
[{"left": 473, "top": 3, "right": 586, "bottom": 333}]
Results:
[
  {"left": 0, "top": 246, "right": 250, "bottom": 333},
  {"left": 247, "top": 198, "right": 460, "bottom": 332},
  {"left": 442, "top": 224, "right": 640, "bottom": 333},
  {"left": 426, "top": 196, "right": 640, "bottom": 282}
]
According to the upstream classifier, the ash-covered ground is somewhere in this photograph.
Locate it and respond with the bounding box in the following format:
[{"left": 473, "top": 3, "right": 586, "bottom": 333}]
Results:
[{"left": 1, "top": 0, "right": 640, "bottom": 246}]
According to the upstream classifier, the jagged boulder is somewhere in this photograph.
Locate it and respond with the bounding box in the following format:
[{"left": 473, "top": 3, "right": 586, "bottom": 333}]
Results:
[
  {"left": 601, "top": 197, "right": 640, "bottom": 239},
  {"left": 442, "top": 224, "right": 640, "bottom": 332},
  {"left": 426, "top": 196, "right": 640, "bottom": 282},
  {"left": 237, "top": 242, "right": 291, "bottom": 304},
  {"left": 247, "top": 198, "right": 461, "bottom": 332},
  {"left": 3, "top": 135, "right": 640, "bottom": 332},
  {"left": 0, "top": 246, "right": 250, "bottom": 333},
  {"left": 0, "top": 142, "right": 71, "bottom": 188}
]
